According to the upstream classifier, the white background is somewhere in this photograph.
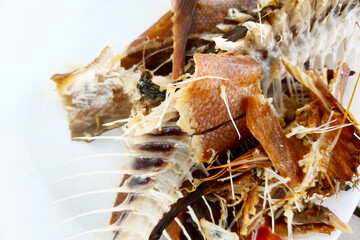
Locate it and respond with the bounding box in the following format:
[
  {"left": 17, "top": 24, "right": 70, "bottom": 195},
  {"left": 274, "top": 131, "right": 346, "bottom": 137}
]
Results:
[
  {"left": 0, "top": 1, "right": 359, "bottom": 240},
  {"left": 0, "top": 1, "right": 171, "bottom": 239}
]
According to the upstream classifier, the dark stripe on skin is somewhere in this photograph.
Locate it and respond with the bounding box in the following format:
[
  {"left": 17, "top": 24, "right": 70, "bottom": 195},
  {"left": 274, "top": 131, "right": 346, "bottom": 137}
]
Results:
[
  {"left": 136, "top": 142, "right": 174, "bottom": 152},
  {"left": 193, "top": 113, "right": 246, "bottom": 135},
  {"left": 148, "top": 126, "right": 185, "bottom": 136},
  {"left": 133, "top": 157, "right": 166, "bottom": 170},
  {"left": 128, "top": 176, "right": 151, "bottom": 188}
]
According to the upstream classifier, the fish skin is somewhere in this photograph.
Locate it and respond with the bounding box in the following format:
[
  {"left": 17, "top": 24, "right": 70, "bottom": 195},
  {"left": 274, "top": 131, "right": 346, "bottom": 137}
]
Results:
[
  {"left": 176, "top": 53, "right": 261, "bottom": 135},
  {"left": 246, "top": 94, "right": 306, "bottom": 187},
  {"left": 172, "top": 0, "right": 199, "bottom": 79}
]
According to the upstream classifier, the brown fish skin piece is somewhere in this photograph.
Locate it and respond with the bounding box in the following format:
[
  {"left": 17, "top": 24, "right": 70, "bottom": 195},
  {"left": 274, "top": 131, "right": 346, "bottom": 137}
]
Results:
[
  {"left": 295, "top": 100, "right": 359, "bottom": 184},
  {"left": 121, "top": 11, "right": 174, "bottom": 70},
  {"left": 312, "top": 73, "right": 360, "bottom": 128},
  {"left": 192, "top": 116, "right": 252, "bottom": 162},
  {"left": 272, "top": 206, "right": 346, "bottom": 237},
  {"left": 282, "top": 58, "right": 360, "bottom": 185},
  {"left": 319, "top": 110, "right": 360, "bottom": 183},
  {"left": 274, "top": 218, "right": 334, "bottom": 237},
  {"left": 176, "top": 53, "right": 262, "bottom": 135},
  {"left": 229, "top": 146, "right": 272, "bottom": 171},
  {"left": 289, "top": 99, "right": 359, "bottom": 193},
  {"left": 292, "top": 206, "right": 333, "bottom": 225},
  {"left": 171, "top": 0, "right": 258, "bottom": 78},
  {"left": 172, "top": 0, "right": 199, "bottom": 79},
  {"left": 126, "top": 0, "right": 257, "bottom": 54},
  {"left": 121, "top": 0, "right": 258, "bottom": 72},
  {"left": 281, "top": 57, "right": 359, "bottom": 127},
  {"left": 246, "top": 94, "right": 305, "bottom": 187},
  {"left": 175, "top": 53, "right": 261, "bottom": 162},
  {"left": 241, "top": 186, "right": 259, "bottom": 235},
  {"left": 126, "top": 11, "right": 173, "bottom": 56},
  {"left": 189, "top": 0, "right": 257, "bottom": 34}
]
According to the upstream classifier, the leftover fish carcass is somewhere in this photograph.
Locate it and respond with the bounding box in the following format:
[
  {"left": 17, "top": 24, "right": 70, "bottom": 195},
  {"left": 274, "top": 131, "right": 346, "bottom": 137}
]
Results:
[{"left": 52, "top": 0, "right": 360, "bottom": 239}]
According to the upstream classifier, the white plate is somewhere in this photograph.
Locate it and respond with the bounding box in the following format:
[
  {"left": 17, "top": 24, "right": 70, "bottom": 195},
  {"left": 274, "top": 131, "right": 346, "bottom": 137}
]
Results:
[{"left": 1, "top": 1, "right": 359, "bottom": 240}]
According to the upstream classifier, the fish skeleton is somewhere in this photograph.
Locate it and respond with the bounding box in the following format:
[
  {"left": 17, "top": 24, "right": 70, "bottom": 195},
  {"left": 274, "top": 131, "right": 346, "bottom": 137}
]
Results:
[{"left": 52, "top": 0, "right": 360, "bottom": 239}]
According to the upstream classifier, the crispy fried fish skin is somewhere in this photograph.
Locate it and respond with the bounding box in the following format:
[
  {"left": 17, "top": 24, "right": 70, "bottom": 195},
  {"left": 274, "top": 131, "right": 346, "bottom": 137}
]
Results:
[
  {"left": 121, "top": 11, "right": 174, "bottom": 70},
  {"left": 275, "top": 220, "right": 334, "bottom": 237},
  {"left": 189, "top": 0, "right": 257, "bottom": 34},
  {"left": 121, "top": 0, "right": 258, "bottom": 73},
  {"left": 175, "top": 53, "right": 261, "bottom": 161},
  {"left": 176, "top": 53, "right": 261, "bottom": 134},
  {"left": 172, "top": 0, "right": 199, "bottom": 79},
  {"left": 282, "top": 58, "right": 360, "bottom": 186},
  {"left": 127, "top": 11, "right": 173, "bottom": 56},
  {"left": 191, "top": 117, "right": 251, "bottom": 161},
  {"left": 246, "top": 94, "right": 306, "bottom": 187}
]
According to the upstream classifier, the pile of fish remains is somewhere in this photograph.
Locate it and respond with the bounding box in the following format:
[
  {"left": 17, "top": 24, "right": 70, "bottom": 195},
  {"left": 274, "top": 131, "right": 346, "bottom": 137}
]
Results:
[{"left": 51, "top": 0, "right": 360, "bottom": 239}]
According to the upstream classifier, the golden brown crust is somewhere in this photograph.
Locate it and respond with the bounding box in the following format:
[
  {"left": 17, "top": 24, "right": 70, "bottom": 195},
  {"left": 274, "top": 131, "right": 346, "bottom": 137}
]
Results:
[
  {"left": 176, "top": 53, "right": 261, "bottom": 135},
  {"left": 190, "top": 0, "right": 257, "bottom": 34},
  {"left": 126, "top": 11, "right": 174, "bottom": 56},
  {"left": 191, "top": 117, "right": 251, "bottom": 162},
  {"left": 282, "top": 59, "right": 360, "bottom": 187},
  {"left": 175, "top": 53, "right": 261, "bottom": 162},
  {"left": 172, "top": 0, "right": 199, "bottom": 79},
  {"left": 246, "top": 95, "right": 306, "bottom": 187},
  {"left": 121, "top": 0, "right": 258, "bottom": 72},
  {"left": 275, "top": 219, "right": 335, "bottom": 237}
]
